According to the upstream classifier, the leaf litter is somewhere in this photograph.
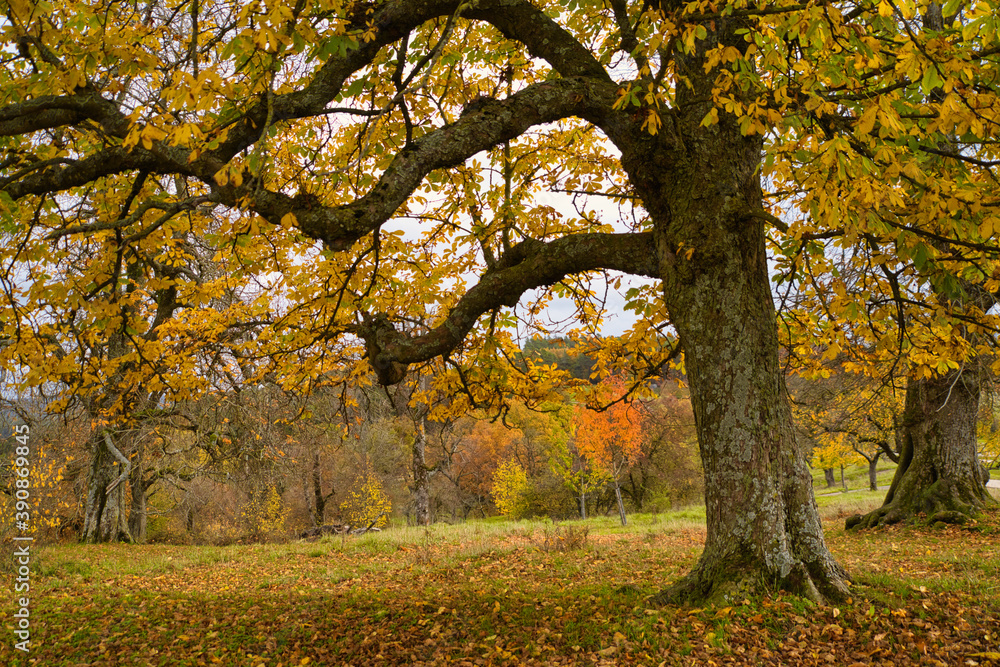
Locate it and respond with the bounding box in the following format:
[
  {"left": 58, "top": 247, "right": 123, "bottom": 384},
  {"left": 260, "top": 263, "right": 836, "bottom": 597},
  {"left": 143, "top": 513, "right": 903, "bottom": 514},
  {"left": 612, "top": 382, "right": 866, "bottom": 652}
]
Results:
[{"left": 1, "top": 510, "right": 998, "bottom": 666}]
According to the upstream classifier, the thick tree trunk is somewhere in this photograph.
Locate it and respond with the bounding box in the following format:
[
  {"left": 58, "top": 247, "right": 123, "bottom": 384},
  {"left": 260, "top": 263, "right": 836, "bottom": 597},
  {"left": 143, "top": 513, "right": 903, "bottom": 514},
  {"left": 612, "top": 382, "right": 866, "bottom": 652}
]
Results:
[
  {"left": 128, "top": 470, "right": 147, "bottom": 543},
  {"left": 824, "top": 468, "right": 837, "bottom": 488},
  {"left": 637, "top": 23, "right": 849, "bottom": 602},
  {"left": 127, "top": 445, "right": 151, "bottom": 543},
  {"left": 412, "top": 419, "right": 430, "bottom": 526},
  {"left": 82, "top": 433, "right": 133, "bottom": 543},
  {"left": 657, "top": 242, "right": 850, "bottom": 603},
  {"left": 847, "top": 369, "right": 994, "bottom": 529}
]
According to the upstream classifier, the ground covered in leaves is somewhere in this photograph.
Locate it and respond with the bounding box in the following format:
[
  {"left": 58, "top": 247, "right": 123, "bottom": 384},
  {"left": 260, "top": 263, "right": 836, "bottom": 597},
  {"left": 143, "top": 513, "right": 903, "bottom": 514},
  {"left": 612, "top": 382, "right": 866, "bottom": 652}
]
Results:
[{"left": 2, "top": 501, "right": 999, "bottom": 666}]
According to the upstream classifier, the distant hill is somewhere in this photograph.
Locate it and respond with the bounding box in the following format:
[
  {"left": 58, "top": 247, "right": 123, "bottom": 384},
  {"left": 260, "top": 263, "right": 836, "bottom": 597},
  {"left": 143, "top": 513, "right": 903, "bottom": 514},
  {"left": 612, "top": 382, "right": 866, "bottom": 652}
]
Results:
[{"left": 522, "top": 336, "right": 597, "bottom": 382}]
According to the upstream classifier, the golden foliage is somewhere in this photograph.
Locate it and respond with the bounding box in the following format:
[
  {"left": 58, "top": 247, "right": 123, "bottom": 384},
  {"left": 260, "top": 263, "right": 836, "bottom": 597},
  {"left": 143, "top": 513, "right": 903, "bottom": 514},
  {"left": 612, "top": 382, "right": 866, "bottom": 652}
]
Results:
[
  {"left": 340, "top": 466, "right": 391, "bottom": 529},
  {"left": 489, "top": 458, "right": 529, "bottom": 518},
  {"left": 239, "top": 487, "right": 289, "bottom": 540},
  {"left": 0, "top": 441, "right": 76, "bottom": 541}
]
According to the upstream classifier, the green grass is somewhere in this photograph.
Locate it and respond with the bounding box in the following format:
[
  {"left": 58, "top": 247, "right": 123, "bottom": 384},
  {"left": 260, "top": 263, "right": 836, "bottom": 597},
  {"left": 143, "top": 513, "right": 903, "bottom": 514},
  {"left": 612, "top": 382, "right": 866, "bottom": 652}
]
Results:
[{"left": 811, "top": 461, "right": 897, "bottom": 492}]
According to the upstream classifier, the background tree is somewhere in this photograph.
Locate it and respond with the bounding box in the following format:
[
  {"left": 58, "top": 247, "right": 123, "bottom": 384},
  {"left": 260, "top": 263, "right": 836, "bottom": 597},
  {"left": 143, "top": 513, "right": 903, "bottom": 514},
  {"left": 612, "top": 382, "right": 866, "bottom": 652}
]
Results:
[
  {"left": 772, "top": 2, "right": 1000, "bottom": 528},
  {"left": 575, "top": 376, "right": 643, "bottom": 525},
  {"left": 625, "top": 390, "right": 701, "bottom": 511},
  {"left": 340, "top": 461, "right": 391, "bottom": 530},
  {"left": 490, "top": 458, "right": 530, "bottom": 518},
  {"left": 791, "top": 367, "right": 904, "bottom": 491},
  {"left": 979, "top": 391, "right": 1000, "bottom": 472},
  {"left": 522, "top": 335, "right": 598, "bottom": 383}
]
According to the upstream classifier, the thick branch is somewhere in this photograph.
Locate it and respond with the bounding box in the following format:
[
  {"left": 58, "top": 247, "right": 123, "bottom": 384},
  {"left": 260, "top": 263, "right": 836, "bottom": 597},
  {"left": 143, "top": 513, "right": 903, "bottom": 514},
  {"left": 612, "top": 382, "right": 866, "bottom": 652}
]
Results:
[
  {"left": 4, "top": 147, "right": 162, "bottom": 201},
  {"left": 102, "top": 432, "right": 132, "bottom": 494},
  {"left": 465, "top": 1, "right": 612, "bottom": 82},
  {"left": 2, "top": 0, "right": 616, "bottom": 220},
  {"left": 212, "top": 0, "right": 612, "bottom": 168},
  {"left": 253, "top": 77, "right": 617, "bottom": 250},
  {"left": 0, "top": 89, "right": 129, "bottom": 138},
  {"left": 360, "top": 231, "right": 658, "bottom": 384}
]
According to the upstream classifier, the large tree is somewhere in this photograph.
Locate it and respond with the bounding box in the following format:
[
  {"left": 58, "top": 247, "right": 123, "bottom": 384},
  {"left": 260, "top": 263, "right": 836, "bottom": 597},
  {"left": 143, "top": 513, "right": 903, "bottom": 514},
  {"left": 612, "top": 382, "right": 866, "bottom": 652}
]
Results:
[
  {"left": 2, "top": 0, "right": 999, "bottom": 600},
  {"left": 773, "top": 0, "right": 1000, "bottom": 527}
]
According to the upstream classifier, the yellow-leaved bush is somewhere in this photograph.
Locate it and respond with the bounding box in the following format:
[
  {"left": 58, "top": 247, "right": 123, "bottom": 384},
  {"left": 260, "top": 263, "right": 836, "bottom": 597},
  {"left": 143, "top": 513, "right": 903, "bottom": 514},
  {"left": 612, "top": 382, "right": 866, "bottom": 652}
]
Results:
[
  {"left": 0, "top": 443, "right": 76, "bottom": 542},
  {"left": 340, "top": 467, "right": 390, "bottom": 529},
  {"left": 490, "top": 458, "right": 529, "bottom": 518},
  {"left": 239, "top": 487, "right": 289, "bottom": 541}
]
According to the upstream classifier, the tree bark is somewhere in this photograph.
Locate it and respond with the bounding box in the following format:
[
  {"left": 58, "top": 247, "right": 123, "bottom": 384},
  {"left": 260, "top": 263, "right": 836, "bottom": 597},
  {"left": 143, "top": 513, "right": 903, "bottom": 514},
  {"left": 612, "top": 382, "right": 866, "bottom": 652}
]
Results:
[
  {"left": 128, "top": 465, "right": 148, "bottom": 543},
  {"left": 867, "top": 453, "right": 880, "bottom": 492},
  {"left": 655, "top": 235, "right": 849, "bottom": 603},
  {"left": 127, "top": 442, "right": 157, "bottom": 543},
  {"left": 310, "top": 450, "right": 335, "bottom": 526},
  {"left": 82, "top": 433, "right": 133, "bottom": 543},
  {"left": 613, "top": 476, "right": 627, "bottom": 526},
  {"left": 412, "top": 419, "right": 430, "bottom": 526},
  {"left": 641, "top": 17, "right": 849, "bottom": 603},
  {"left": 847, "top": 368, "right": 994, "bottom": 528},
  {"left": 824, "top": 468, "right": 836, "bottom": 488}
]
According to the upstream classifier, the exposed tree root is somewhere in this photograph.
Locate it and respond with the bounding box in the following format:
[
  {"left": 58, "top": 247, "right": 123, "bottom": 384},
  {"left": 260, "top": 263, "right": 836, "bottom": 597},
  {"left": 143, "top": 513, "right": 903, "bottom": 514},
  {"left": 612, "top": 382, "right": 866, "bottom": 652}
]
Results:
[
  {"left": 651, "top": 554, "right": 851, "bottom": 607},
  {"left": 847, "top": 478, "right": 994, "bottom": 530}
]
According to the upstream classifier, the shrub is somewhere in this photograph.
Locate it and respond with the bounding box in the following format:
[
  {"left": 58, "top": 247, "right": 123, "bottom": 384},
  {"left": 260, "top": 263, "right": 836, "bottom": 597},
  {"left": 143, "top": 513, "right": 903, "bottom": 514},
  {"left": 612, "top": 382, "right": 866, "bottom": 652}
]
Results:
[
  {"left": 490, "top": 458, "right": 529, "bottom": 518},
  {"left": 239, "top": 486, "right": 289, "bottom": 541},
  {"left": 340, "top": 467, "right": 391, "bottom": 529}
]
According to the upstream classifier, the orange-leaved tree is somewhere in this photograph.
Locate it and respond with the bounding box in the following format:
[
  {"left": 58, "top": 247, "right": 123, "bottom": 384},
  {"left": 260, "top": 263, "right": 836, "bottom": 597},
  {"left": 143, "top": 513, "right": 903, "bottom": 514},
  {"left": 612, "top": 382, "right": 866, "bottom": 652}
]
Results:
[{"left": 575, "top": 376, "right": 642, "bottom": 525}]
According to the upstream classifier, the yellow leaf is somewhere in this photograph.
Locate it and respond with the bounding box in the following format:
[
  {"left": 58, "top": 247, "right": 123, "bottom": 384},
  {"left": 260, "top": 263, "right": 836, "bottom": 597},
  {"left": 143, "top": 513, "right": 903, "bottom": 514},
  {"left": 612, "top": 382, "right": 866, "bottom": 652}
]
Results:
[
  {"left": 64, "top": 69, "right": 86, "bottom": 90},
  {"left": 701, "top": 107, "right": 719, "bottom": 127},
  {"left": 856, "top": 106, "right": 877, "bottom": 136},
  {"left": 642, "top": 109, "right": 662, "bottom": 135},
  {"left": 281, "top": 213, "right": 297, "bottom": 227}
]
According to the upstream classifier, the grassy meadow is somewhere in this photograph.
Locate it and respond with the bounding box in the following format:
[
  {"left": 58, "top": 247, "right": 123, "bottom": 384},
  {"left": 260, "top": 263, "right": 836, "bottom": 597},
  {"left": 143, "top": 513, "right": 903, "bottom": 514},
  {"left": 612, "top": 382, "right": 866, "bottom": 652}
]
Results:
[{"left": 2, "top": 471, "right": 999, "bottom": 666}]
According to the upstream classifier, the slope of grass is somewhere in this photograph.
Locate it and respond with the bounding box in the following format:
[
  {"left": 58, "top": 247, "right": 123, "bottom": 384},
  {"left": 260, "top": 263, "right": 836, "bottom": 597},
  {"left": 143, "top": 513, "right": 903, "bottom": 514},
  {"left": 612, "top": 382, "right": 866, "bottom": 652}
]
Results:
[
  {"left": 811, "top": 462, "right": 898, "bottom": 492},
  {"left": 2, "top": 496, "right": 998, "bottom": 666}
]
